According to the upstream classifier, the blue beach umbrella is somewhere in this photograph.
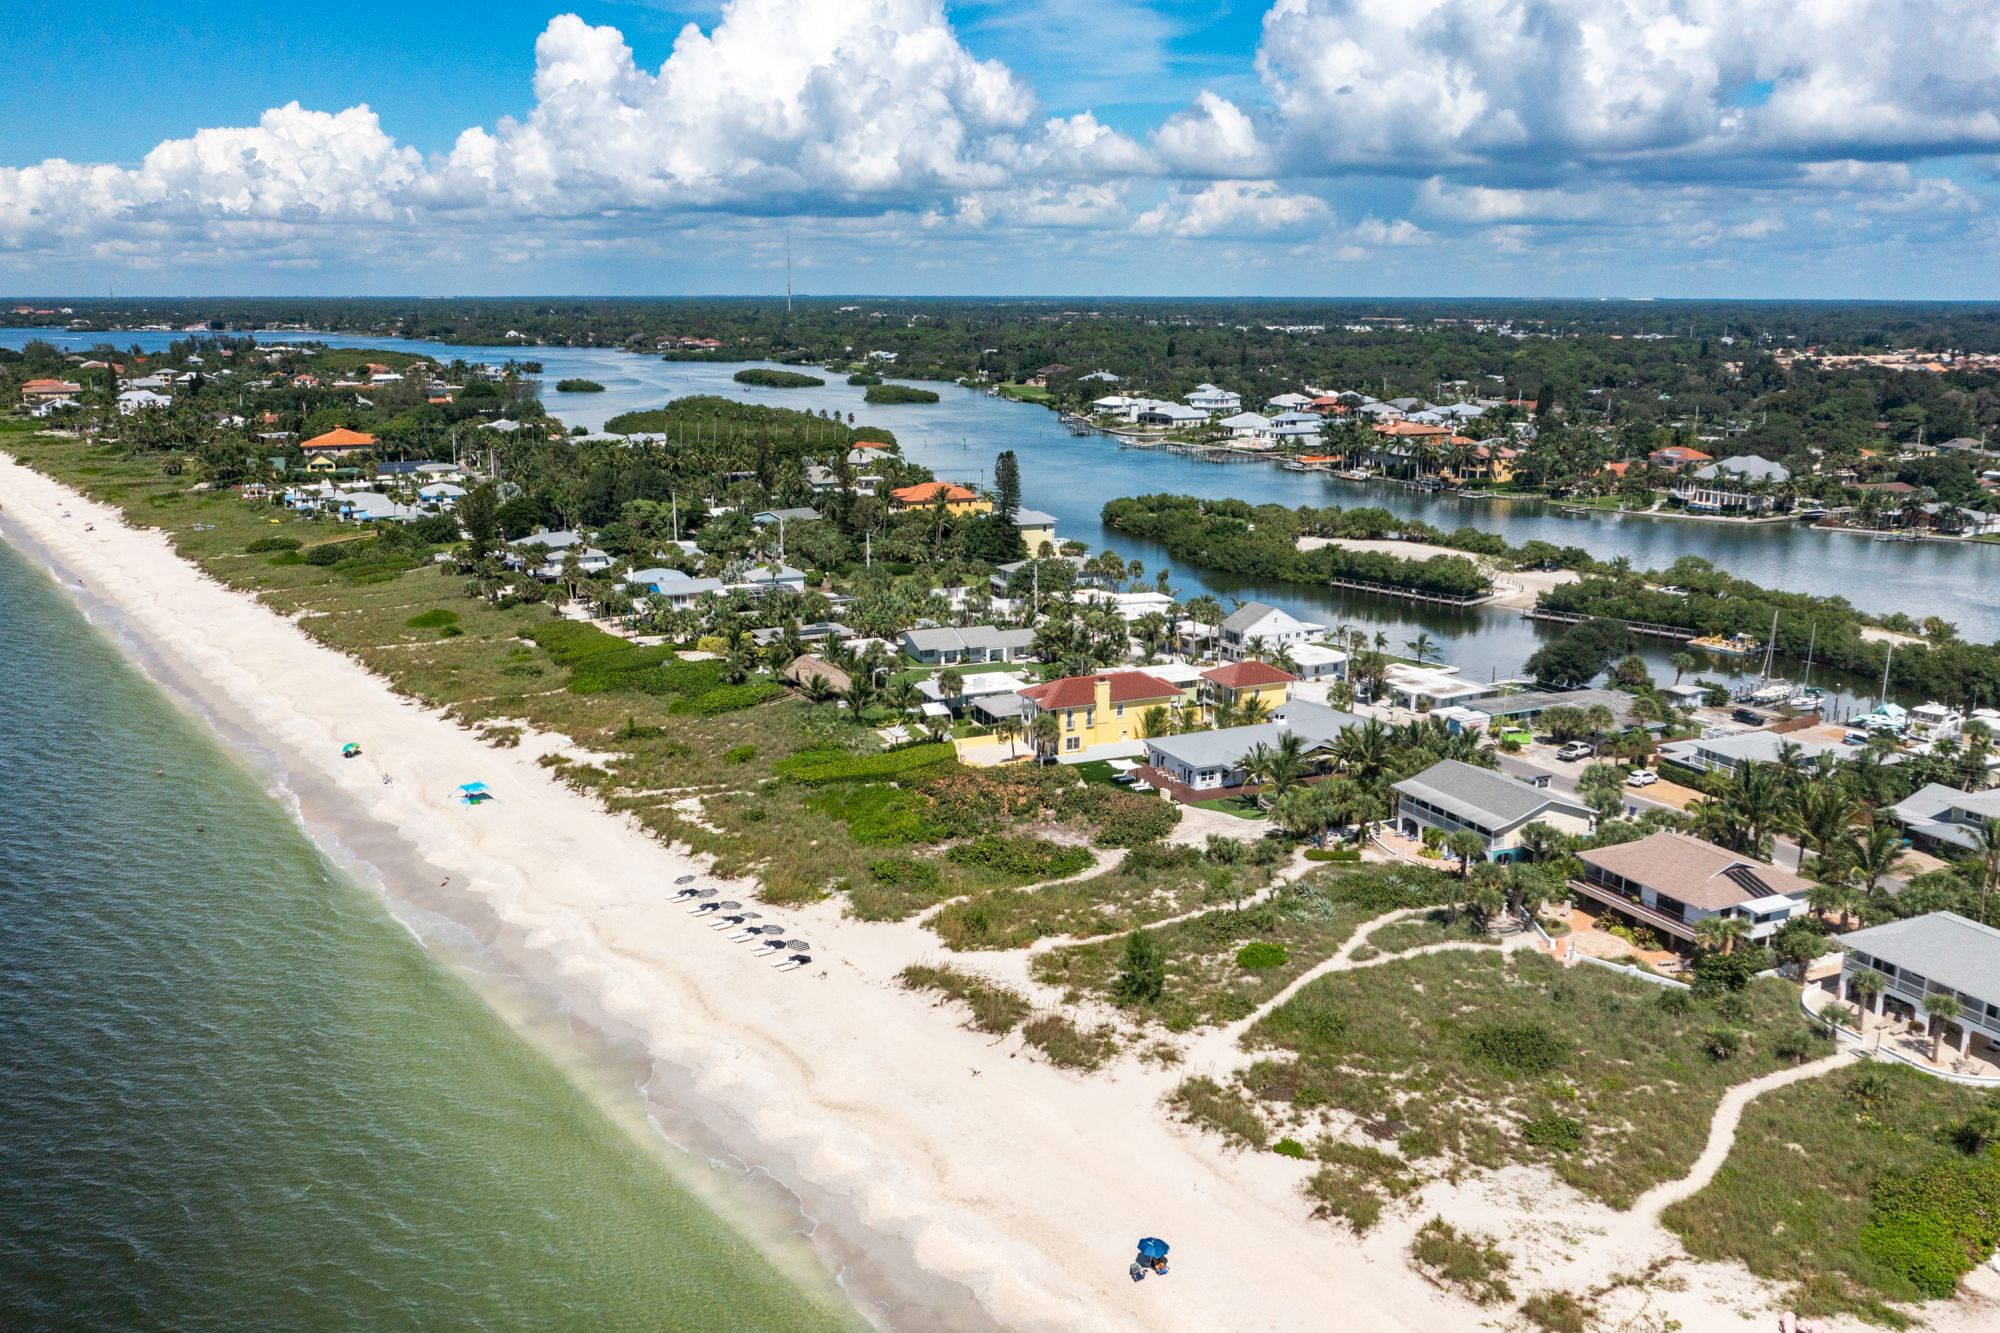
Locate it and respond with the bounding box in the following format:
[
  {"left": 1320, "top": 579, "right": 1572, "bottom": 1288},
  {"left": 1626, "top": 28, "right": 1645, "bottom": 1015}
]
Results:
[
  {"left": 459, "top": 782, "right": 488, "bottom": 793},
  {"left": 1137, "top": 1238, "right": 1169, "bottom": 1260}
]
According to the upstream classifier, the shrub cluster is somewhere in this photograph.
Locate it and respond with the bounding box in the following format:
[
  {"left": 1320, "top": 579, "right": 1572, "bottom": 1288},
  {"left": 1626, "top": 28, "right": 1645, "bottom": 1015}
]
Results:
[
  {"left": 244, "top": 535, "right": 301, "bottom": 553},
  {"left": 1858, "top": 1152, "right": 2000, "bottom": 1299},
  {"left": 775, "top": 741, "right": 956, "bottom": 784},
  {"left": 945, "top": 834, "right": 1093, "bottom": 881},
  {"left": 1462, "top": 1021, "right": 1569, "bottom": 1076}
]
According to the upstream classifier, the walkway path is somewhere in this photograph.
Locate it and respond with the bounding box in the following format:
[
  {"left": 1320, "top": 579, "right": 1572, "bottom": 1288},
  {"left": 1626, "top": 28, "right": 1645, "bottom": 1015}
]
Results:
[{"left": 1627, "top": 1049, "right": 1857, "bottom": 1221}]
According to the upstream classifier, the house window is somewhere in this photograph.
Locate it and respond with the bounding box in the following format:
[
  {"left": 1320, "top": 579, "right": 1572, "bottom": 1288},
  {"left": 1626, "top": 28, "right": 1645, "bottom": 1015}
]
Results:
[
  {"left": 1065, "top": 736, "right": 1080, "bottom": 752},
  {"left": 1115, "top": 704, "right": 1125, "bottom": 717}
]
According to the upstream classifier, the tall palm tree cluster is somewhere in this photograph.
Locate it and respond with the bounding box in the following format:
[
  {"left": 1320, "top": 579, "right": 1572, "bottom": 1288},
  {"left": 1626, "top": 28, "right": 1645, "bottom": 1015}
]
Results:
[{"left": 1240, "top": 716, "right": 1498, "bottom": 843}]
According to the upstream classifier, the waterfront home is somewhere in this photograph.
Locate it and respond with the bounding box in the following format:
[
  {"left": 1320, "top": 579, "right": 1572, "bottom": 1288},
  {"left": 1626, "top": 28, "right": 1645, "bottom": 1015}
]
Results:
[
  {"left": 417, "top": 482, "right": 465, "bottom": 510},
  {"left": 1012, "top": 508, "right": 1058, "bottom": 555},
  {"left": 1265, "top": 392, "right": 1314, "bottom": 413},
  {"left": 1887, "top": 784, "right": 2000, "bottom": 854},
  {"left": 1186, "top": 383, "right": 1242, "bottom": 414},
  {"left": 1836, "top": 912, "right": 2000, "bottom": 1062},
  {"left": 1656, "top": 730, "right": 1849, "bottom": 776},
  {"left": 508, "top": 529, "right": 611, "bottom": 580},
  {"left": 1201, "top": 660, "right": 1295, "bottom": 717},
  {"left": 625, "top": 568, "right": 725, "bottom": 609},
  {"left": 300, "top": 427, "right": 379, "bottom": 460},
  {"left": 1392, "top": 759, "right": 1594, "bottom": 861},
  {"left": 1287, "top": 642, "right": 1349, "bottom": 682},
  {"left": 1142, "top": 700, "right": 1363, "bottom": 795},
  {"left": 1672, "top": 456, "right": 1791, "bottom": 512},
  {"left": 1472, "top": 687, "right": 1649, "bottom": 735},
  {"left": 1218, "top": 411, "right": 1274, "bottom": 442},
  {"left": 1648, "top": 446, "right": 1714, "bottom": 470},
  {"left": 899, "top": 625, "right": 1037, "bottom": 666},
  {"left": 1025, "top": 363, "right": 1069, "bottom": 387},
  {"left": 1573, "top": 830, "right": 1815, "bottom": 948},
  {"left": 889, "top": 482, "right": 991, "bottom": 516},
  {"left": 918, "top": 669, "right": 1032, "bottom": 714},
  {"left": 1378, "top": 663, "right": 1500, "bottom": 712},
  {"left": 1090, "top": 394, "right": 1143, "bottom": 417},
  {"left": 1078, "top": 370, "right": 1120, "bottom": 384},
  {"left": 1019, "top": 670, "right": 1184, "bottom": 758},
  {"left": 1075, "top": 588, "right": 1175, "bottom": 623},
  {"left": 1136, "top": 401, "right": 1208, "bottom": 429},
  {"left": 1218, "top": 602, "right": 1328, "bottom": 660},
  {"left": 1269, "top": 411, "right": 1326, "bottom": 442}
]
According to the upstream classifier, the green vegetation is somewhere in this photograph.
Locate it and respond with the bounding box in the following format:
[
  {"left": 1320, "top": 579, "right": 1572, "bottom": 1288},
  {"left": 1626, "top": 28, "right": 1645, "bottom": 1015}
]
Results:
[
  {"left": 1301, "top": 1139, "right": 1419, "bottom": 1233},
  {"left": 1021, "top": 1014, "right": 1117, "bottom": 1070},
  {"left": 846, "top": 372, "right": 882, "bottom": 386},
  {"left": 1235, "top": 940, "right": 1289, "bottom": 970},
  {"left": 1232, "top": 949, "right": 1820, "bottom": 1207},
  {"left": 1036, "top": 864, "right": 1458, "bottom": 1031},
  {"left": 554, "top": 378, "right": 605, "bottom": 392},
  {"left": 1663, "top": 1063, "right": 1999, "bottom": 1325},
  {"left": 1364, "top": 909, "right": 1493, "bottom": 954},
  {"left": 897, "top": 964, "right": 1031, "bottom": 1035},
  {"left": 774, "top": 742, "right": 956, "bottom": 783},
  {"left": 863, "top": 383, "right": 940, "bottom": 405},
  {"left": 1518, "top": 1290, "right": 1592, "bottom": 1333},
  {"left": 404, "top": 608, "right": 461, "bottom": 630},
  {"left": 1408, "top": 1217, "right": 1515, "bottom": 1306},
  {"left": 732, "top": 368, "right": 825, "bottom": 388}
]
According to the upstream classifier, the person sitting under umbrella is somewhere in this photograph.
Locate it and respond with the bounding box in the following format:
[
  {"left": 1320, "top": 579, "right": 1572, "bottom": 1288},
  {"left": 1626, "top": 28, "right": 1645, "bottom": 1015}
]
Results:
[{"left": 1129, "top": 1237, "right": 1169, "bottom": 1280}]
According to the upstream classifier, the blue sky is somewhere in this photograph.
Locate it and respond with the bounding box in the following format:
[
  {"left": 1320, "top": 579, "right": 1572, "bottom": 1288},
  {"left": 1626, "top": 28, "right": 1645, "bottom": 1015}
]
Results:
[{"left": 3, "top": 1, "right": 1998, "bottom": 298}]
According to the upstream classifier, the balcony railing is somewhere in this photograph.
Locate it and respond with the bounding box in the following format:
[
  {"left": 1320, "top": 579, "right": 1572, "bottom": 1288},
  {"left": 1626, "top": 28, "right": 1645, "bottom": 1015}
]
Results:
[{"left": 1568, "top": 878, "right": 1695, "bottom": 942}]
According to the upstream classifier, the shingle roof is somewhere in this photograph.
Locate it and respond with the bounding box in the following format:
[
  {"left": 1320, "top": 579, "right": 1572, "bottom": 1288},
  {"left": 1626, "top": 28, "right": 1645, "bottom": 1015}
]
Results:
[
  {"left": 1145, "top": 701, "right": 1362, "bottom": 770},
  {"left": 1392, "top": 759, "right": 1590, "bottom": 829},
  {"left": 1579, "top": 830, "right": 1817, "bottom": 911},
  {"left": 1839, "top": 912, "right": 2000, "bottom": 1002},
  {"left": 1020, "top": 670, "right": 1181, "bottom": 711}
]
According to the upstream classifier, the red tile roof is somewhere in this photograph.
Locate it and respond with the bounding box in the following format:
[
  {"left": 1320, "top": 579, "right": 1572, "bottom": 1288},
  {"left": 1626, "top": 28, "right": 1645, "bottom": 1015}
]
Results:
[
  {"left": 1203, "top": 660, "right": 1295, "bottom": 690},
  {"left": 300, "top": 427, "right": 378, "bottom": 452},
  {"left": 1020, "top": 671, "right": 1180, "bottom": 711},
  {"left": 891, "top": 481, "right": 978, "bottom": 505}
]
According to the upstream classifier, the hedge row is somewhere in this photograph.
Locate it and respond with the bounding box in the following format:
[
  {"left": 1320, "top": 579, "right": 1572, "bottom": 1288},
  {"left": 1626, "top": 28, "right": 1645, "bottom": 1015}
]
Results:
[
  {"left": 667, "top": 682, "right": 786, "bottom": 715},
  {"left": 775, "top": 742, "right": 957, "bottom": 784}
]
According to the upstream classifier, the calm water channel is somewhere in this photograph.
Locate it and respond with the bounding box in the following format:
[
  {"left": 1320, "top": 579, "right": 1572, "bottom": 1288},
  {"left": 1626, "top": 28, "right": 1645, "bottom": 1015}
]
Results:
[{"left": 7, "top": 326, "right": 1993, "bottom": 705}]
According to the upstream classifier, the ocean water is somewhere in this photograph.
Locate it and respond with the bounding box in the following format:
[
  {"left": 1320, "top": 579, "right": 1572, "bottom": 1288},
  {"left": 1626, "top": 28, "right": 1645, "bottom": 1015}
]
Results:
[{"left": 0, "top": 537, "right": 853, "bottom": 1330}]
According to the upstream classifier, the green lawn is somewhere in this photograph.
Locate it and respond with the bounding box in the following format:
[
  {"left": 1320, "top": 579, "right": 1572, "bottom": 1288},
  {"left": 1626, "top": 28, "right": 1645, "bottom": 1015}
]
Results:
[
  {"left": 1193, "top": 794, "right": 1266, "bottom": 819},
  {"left": 1072, "top": 760, "right": 1122, "bottom": 787},
  {"left": 995, "top": 383, "right": 1054, "bottom": 403}
]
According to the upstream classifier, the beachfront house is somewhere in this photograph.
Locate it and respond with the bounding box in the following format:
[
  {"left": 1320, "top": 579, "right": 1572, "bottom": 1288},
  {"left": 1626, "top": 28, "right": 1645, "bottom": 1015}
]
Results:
[
  {"left": 1887, "top": 784, "right": 2000, "bottom": 855},
  {"left": 1835, "top": 912, "right": 2000, "bottom": 1062},
  {"left": 1141, "top": 700, "right": 1363, "bottom": 795},
  {"left": 117, "top": 388, "right": 172, "bottom": 414},
  {"left": 1377, "top": 663, "right": 1500, "bottom": 712},
  {"left": 626, "top": 567, "right": 725, "bottom": 609},
  {"left": 1672, "top": 456, "right": 1791, "bottom": 512},
  {"left": 752, "top": 506, "right": 821, "bottom": 527},
  {"left": 300, "top": 427, "right": 379, "bottom": 462},
  {"left": 899, "top": 625, "right": 1038, "bottom": 667},
  {"left": 1018, "top": 670, "right": 1184, "bottom": 759},
  {"left": 732, "top": 563, "right": 808, "bottom": 595},
  {"left": 1571, "top": 830, "right": 1816, "bottom": 949},
  {"left": 507, "top": 529, "right": 611, "bottom": 581},
  {"left": 1287, "top": 642, "right": 1350, "bottom": 682},
  {"left": 1218, "top": 602, "right": 1328, "bottom": 661},
  {"left": 1186, "top": 384, "right": 1242, "bottom": 414},
  {"left": 1391, "top": 759, "right": 1594, "bottom": 860},
  {"left": 334, "top": 490, "right": 420, "bottom": 524},
  {"left": 1201, "top": 660, "right": 1295, "bottom": 718}
]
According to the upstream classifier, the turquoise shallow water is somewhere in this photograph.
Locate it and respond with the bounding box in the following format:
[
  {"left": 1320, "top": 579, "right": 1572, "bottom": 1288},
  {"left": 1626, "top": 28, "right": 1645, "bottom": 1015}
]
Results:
[{"left": 0, "top": 537, "right": 851, "bottom": 1330}]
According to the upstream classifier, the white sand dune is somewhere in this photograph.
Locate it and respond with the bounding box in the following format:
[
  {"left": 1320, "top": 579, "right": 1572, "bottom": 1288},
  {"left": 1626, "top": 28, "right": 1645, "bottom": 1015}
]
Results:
[{"left": 6, "top": 453, "right": 1994, "bottom": 1333}]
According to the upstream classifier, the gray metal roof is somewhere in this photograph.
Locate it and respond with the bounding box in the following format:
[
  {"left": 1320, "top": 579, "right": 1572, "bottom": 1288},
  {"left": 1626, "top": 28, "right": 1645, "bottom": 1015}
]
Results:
[
  {"left": 902, "top": 624, "right": 1036, "bottom": 653},
  {"left": 1839, "top": 912, "right": 2000, "bottom": 1002},
  {"left": 1393, "top": 759, "right": 1591, "bottom": 829},
  {"left": 1475, "top": 688, "right": 1638, "bottom": 726},
  {"left": 1145, "top": 702, "right": 1362, "bottom": 772},
  {"left": 1693, "top": 455, "right": 1790, "bottom": 483},
  {"left": 1011, "top": 508, "right": 1058, "bottom": 527}
]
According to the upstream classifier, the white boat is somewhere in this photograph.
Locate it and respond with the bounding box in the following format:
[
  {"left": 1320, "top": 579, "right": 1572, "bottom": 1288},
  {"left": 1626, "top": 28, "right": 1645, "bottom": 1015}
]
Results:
[
  {"left": 1785, "top": 686, "right": 1826, "bottom": 711},
  {"left": 1750, "top": 680, "right": 1793, "bottom": 704}
]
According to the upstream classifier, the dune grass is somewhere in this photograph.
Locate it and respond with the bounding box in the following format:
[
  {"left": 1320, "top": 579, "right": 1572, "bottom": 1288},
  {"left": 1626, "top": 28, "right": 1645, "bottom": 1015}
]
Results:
[
  {"left": 1660, "top": 1061, "right": 1995, "bottom": 1327},
  {"left": 1236, "top": 950, "right": 1821, "bottom": 1208}
]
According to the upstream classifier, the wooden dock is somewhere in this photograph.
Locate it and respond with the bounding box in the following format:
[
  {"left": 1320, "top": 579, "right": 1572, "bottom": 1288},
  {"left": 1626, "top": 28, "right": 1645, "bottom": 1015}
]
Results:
[
  {"left": 1522, "top": 609, "right": 1698, "bottom": 641},
  {"left": 1328, "top": 576, "right": 1493, "bottom": 608}
]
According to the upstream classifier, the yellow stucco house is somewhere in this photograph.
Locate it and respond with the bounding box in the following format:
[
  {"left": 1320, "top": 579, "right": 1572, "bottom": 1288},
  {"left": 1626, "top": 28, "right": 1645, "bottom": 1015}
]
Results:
[
  {"left": 1019, "top": 670, "right": 1183, "bottom": 757},
  {"left": 1201, "top": 660, "right": 1294, "bottom": 720},
  {"left": 890, "top": 481, "right": 992, "bottom": 516}
]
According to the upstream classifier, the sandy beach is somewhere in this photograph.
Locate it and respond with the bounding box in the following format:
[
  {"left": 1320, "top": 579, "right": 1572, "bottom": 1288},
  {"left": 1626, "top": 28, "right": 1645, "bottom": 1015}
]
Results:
[
  {"left": 6, "top": 452, "right": 1996, "bottom": 1333},
  {"left": 1298, "top": 535, "right": 1578, "bottom": 611}
]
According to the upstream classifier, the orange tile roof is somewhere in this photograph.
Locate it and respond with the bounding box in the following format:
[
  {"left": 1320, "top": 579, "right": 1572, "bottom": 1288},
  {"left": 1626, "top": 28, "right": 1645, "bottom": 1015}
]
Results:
[
  {"left": 1372, "top": 420, "right": 1450, "bottom": 437},
  {"left": 891, "top": 481, "right": 977, "bottom": 504},
  {"left": 1202, "top": 661, "right": 1295, "bottom": 689},
  {"left": 1020, "top": 671, "right": 1181, "bottom": 711},
  {"left": 300, "top": 427, "right": 378, "bottom": 452}
]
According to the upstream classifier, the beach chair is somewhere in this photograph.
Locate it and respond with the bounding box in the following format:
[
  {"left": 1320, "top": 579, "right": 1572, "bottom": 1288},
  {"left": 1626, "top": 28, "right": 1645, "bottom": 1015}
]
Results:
[
  {"left": 710, "top": 912, "right": 759, "bottom": 931},
  {"left": 773, "top": 954, "right": 812, "bottom": 973},
  {"left": 689, "top": 897, "right": 739, "bottom": 917},
  {"left": 744, "top": 929, "right": 788, "bottom": 949}
]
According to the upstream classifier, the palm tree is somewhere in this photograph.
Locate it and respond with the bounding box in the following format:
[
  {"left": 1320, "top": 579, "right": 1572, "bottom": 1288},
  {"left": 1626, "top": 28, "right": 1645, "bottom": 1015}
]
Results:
[
  {"left": 1721, "top": 761, "right": 1786, "bottom": 853},
  {"left": 1030, "top": 712, "right": 1060, "bottom": 761},
  {"left": 1694, "top": 913, "right": 1749, "bottom": 955},
  {"left": 1791, "top": 781, "right": 1859, "bottom": 869},
  {"left": 1444, "top": 829, "right": 1487, "bottom": 882},
  {"left": 1847, "top": 966, "right": 1888, "bottom": 1015},
  {"left": 1925, "top": 994, "right": 1963, "bottom": 1061},
  {"left": 839, "top": 679, "right": 875, "bottom": 721},
  {"left": 1138, "top": 705, "right": 1173, "bottom": 740},
  {"left": 1668, "top": 651, "right": 1697, "bottom": 685},
  {"left": 1237, "top": 693, "right": 1273, "bottom": 725},
  {"left": 1845, "top": 821, "right": 1907, "bottom": 902},
  {"left": 1807, "top": 880, "right": 1855, "bottom": 929},
  {"left": 1405, "top": 631, "right": 1437, "bottom": 665},
  {"left": 1968, "top": 816, "right": 2000, "bottom": 926},
  {"left": 1253, "top": 731, "right": 1310, "bottom": 809},
  {"left": 937, "top": 666, "right": 965, "bottom": 700},
  {"left": 994, "top": 716, "right": 1022, "bottom": 759}
]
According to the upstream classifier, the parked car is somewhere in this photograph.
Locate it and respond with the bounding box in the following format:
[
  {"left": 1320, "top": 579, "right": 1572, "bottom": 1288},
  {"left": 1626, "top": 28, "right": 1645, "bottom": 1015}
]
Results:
[
  {"left": 1555, "top": 741, "right": 1594, "bottom": 761},
  {"left": 1625, "top": 769, "right": 1660, "bottom": 787}
]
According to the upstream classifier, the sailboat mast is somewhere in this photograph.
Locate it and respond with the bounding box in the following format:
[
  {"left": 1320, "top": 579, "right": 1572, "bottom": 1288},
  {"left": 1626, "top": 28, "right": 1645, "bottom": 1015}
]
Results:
[
  {"left": 1880, "top": 643, "right": 1893, "bottom": 703},
  {"left": 1802, "top": 622, "right": 1816, "bottom": 689},
  {"left": 1761, "top": 609, "right": 1778, "bottom": 681}
]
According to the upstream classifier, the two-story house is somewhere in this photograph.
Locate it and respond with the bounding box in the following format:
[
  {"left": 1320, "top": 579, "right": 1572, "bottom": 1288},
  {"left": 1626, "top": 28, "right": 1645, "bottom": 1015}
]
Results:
[
  {"left": 1217, "top": 602, "right": 1328, "bottom": 661},
  {"left": 1200, "top": 660, "right": 1294, "bottom": 719},
  {"left": 1391, "top": 759, "right": 1594, "bottom": 861},
  {"left": 1888, "top": 784, "right": 2000, "bottom": 855},
  {"left": 1018, "top": 670, "right": 1183, "bottom": 759},
  {"left": 1573, "top": 830, "right": 1815, "bottom": 949}
]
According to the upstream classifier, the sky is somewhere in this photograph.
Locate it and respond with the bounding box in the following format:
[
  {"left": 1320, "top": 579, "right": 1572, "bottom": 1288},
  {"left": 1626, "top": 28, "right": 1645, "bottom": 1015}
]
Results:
[{"left": 3, "top": 0, "right": 1999, "bottom": 298}]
